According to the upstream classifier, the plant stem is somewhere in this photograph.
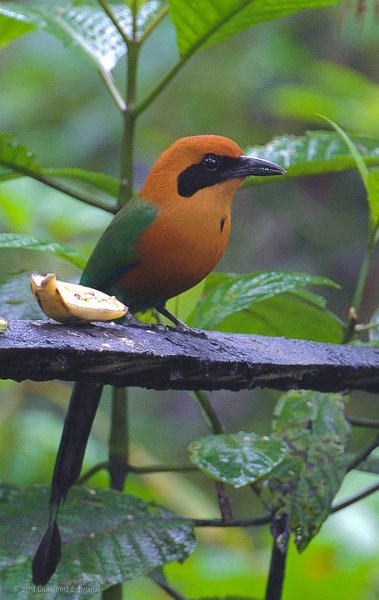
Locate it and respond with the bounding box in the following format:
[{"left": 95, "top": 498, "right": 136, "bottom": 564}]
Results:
[
  {"left": 191, "top": 390, "right": 224, "bottom": 434},
  {"left": 347, "top": 432, "right": 379, "bottom": 472},
  {"left": 133, "top": 0, "right": 254, "bottom": 117},
  {"left": 343, "top": 251, "right": 371, "bottom": 343},
  {"left": 119, "top": 40, "right": 139, "bottom": 204},
  {"left": 77, "top": 461, "right": 110, "bottom": 485},
  {"left": 98, "top": 67, "right": 126, "bottom": 112},
  {"left": 331, "top": 479, "right": 379, "bottom": 512},
  {"left": 192, "top": 514, "right": 272, "bottom": 527},
  {"left": 108, "top": 387, "right": 129, "bottom": 490},
  {"left": 349, "top": 416, "right": 379, "bottom": 428},
  {"left": 150, "top": 570, "right": 189, "bottom": 600},
  {"left": 265, "top": 538, "right": 289, "bottom": 600},
  {"left": 3, "top": 167, "right": 116, "bottom": 213},
  {"left": 130, "top": 463, "right": 197, "bottom": 474}
]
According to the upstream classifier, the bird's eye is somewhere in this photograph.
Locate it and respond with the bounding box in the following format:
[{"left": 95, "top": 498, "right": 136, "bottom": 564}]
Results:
[{"left": 203, "top": 154, "right": 220, "bottom": 171}]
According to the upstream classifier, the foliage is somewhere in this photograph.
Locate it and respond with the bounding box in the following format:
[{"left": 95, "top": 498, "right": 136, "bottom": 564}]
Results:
[
  {"left": 0, "top": 484, "right": 195, "bottom": 598},
  {"left": 0, "top": 1, "right": 379, "bottom": 599}
]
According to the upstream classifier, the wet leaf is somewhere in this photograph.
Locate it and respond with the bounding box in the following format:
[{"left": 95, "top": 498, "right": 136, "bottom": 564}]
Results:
[
  {"left": 0, "top": 485, "right": 195, "bottom": 598},
  {"left": 189, "top": 432, "right": 287, "bottom": 487},
  {"left": 243, "top": 130, "right": 379, "bottom": 186},
  {"left": 254, "top": 391, "right": 351, "bottom": 552},
  {"left": 0, "top": 1, "right": 164, "bottom": 71}
]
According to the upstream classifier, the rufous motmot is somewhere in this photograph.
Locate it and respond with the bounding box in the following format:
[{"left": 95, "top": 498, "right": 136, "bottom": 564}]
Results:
[{"left": 32, "top": 134, "right": 285, "bottom": 584}]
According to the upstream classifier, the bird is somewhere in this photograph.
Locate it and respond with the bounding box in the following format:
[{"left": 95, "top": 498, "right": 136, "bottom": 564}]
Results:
[{"left": 32, "top": 134, "right": 285, "bottom": 585}]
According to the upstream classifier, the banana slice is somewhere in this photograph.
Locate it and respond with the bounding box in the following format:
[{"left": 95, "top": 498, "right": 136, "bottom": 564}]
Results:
[{"left": 30, "top": 273, "right": 128, "bottom": 323}]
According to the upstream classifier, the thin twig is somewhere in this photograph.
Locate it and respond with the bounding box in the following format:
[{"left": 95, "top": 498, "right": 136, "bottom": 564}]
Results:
[
  {"left": 331, "top": 479, "right": 379, "bottom": 513},
  {"left": 129, "top": 463, "right": 197, "bottom": 474},
  {"left": 191, "top": 390, "right": 224, "bottom": 434},
  {"left": 347, "top": 432, "right": 379, "bottom": 472},
  {"left": 77, "top": 461, "right": 110, "bottom": 485},
  {"left": 34, "top": 174, "right": 117, "bottom": 213},
  {"left": 192, "top": 514, "right": 271, "bottom": 528},
  {"left": 1, "top": 164, "right": 116, "bottom": 213},
  {"left": 349, "top": 416, "right": 379, "bottom": 428},
  {"left": 150, "top": 571, "right": 189, "bottom": 600}
]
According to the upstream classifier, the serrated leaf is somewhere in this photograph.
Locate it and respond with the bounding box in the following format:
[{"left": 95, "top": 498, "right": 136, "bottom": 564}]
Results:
[
  {"left": 0, "top": 272, "right": 45, "bottom": 320},
  {"left": 193, "top": 271, "right": 338, "bottom": 330},
  {"left": 189, "top": 432, "right": 287, "bottom": 487},
  {"left": 168, "top": 0, "right": 340, "bottom": 57},
  {"left": 0, "top": 234, "right": 86, "bottom": 269},
  {"left": 243, "top": 131, "right": 379, "bottom": 186},
  {"left": 0, "top": 485, "right": 195, "bottom": 598},
  {"left": 254, "top": 391, "right": 351, "bottom": 552},
  {"left": 0, "top": 1, "right": 164, "bottom": 71}
]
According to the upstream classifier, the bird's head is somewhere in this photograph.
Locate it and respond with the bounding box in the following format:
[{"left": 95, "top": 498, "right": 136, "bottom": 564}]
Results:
[{"left": 141, "top": 134, "right": 285, "bottom": 204}]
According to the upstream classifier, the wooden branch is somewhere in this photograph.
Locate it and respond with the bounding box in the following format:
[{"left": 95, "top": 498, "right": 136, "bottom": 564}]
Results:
[{"left": 0, "top": 320, "right": 378, "bottom": 392}]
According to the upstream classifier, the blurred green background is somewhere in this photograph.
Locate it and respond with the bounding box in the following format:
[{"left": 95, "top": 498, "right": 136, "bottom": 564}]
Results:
[{"left": 0, "top": 2, "right": 379, "bottom": 599}]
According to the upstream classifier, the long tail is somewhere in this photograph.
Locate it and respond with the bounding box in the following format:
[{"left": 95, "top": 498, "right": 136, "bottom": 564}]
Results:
[{"left": 32, "top": 381, "right": 103, "bottom": 585}]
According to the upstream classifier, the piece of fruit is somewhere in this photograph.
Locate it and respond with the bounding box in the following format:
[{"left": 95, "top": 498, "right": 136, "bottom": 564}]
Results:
[{"left": 30, "top": 273, "right": 128, "bottom": 323}]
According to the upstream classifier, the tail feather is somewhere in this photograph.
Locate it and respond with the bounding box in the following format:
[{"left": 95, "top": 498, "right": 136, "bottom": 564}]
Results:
[
  {"left": 50, "top": 381, "right": 103, "bottom": 505},
  {"left": 32, "top": 381, "right": 103, "bottom": 585}
]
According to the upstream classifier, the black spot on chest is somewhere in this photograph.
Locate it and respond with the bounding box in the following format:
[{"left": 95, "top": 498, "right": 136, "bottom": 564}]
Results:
[{"left": 220, "top": 215, "right": 227, "bottom": 233}]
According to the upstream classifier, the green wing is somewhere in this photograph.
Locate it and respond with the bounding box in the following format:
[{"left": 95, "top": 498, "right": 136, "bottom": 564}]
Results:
[{"left": 80, "top": 195, "right": 158, "bottom": 301}]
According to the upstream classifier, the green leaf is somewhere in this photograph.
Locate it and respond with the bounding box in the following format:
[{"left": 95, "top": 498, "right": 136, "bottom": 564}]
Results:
[
  {"left": 0, "top": 233, "right": 87, "bottom": 269},
  {"left": 0, "top": 133, "right": 120, "bottom": 197},
  {"left": 168, "top": 0, "right": 340, "bottom": 57},
  {"left": 243, "top": 131, "right": 379, "bottom": 186},
  {"left": 254, "top": 391, "right": 351, "bottom": 552},
  {"left": 367, "top": 171, "right": 379, "bottom": 243},
  {"left": 0, "top": 133, "right": 42, "bottom": 176},
  {"left": 189, "top": 432, "right": 287, "bottom": 487},
  {"left": 0, "top": 1, "right": 164, "bottom": 70},
  {"left": 0, "top": 272, "right": 46, "bottom": 320},
  {"left": 208, "top": 291, "right": 344, "bottom": 343},
  {"left": 0, "top": 485, "right": 195, "bottom": 597},
  {"left": 193, "top": 271, "right": 339, "bottom": 330}
]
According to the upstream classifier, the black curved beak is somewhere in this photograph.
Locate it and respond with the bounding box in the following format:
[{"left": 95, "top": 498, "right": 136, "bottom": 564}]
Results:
[{"left": 236, "top": 155, "right": 286, "bottom": 178}]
